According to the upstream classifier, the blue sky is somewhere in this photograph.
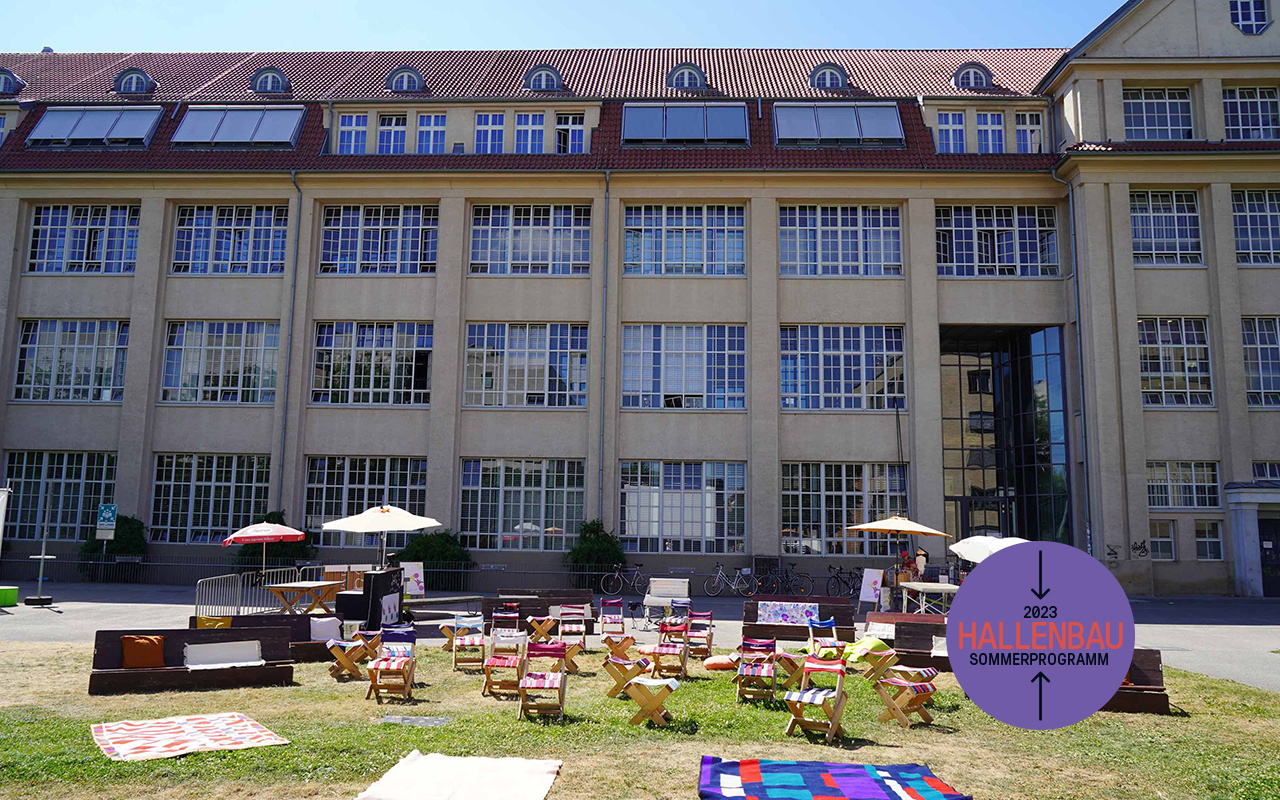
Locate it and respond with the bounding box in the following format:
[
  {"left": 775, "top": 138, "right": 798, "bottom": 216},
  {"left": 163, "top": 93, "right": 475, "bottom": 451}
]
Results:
[{"left": 2, "top": 0, "right": 1125, "bottom": 52}]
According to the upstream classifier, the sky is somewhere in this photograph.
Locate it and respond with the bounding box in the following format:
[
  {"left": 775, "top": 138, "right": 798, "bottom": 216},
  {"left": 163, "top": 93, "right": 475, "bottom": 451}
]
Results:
[{"left": 0, "top": 0, "right": 1126, "bottom": 52}]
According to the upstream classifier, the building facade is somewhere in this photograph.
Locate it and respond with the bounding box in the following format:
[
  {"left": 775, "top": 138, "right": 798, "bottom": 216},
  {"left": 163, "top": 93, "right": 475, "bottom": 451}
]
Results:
[{"left": 0, "top": 0, "right": 1277, "bottom": 595}]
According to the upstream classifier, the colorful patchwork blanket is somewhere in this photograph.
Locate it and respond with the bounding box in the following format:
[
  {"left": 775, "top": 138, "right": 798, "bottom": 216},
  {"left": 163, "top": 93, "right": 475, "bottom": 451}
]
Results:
[
  {"left": 756, "top": 601, "right": 818, "bottom": 626},
  {"left": 698, "top": 757, "right": 971, "bottom": 800},
  {"left": 91, "top": 712, "right": 288, "bottom": 762}
]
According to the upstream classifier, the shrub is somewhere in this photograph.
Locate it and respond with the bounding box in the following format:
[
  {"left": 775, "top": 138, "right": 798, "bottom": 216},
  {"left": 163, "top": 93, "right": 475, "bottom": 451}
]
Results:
[
  {"left": 564, "top": 519, "right": 625, "bottom": 587},
  {"left": 77, "top": 515, "right": 147, "bottom": 582},
  {"left": 232, "top": 509, "right": 317, "bottom": 569},
  {"left": 390, "top": 529, "right": 474, "bottom": 590}
]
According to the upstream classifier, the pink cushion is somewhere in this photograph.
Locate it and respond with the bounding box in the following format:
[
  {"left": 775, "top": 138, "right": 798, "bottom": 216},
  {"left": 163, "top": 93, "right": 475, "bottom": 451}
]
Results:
[
  {"left": 520, "top": 671, "right": 563, "bottom": 690},
  {"left": 369, "top": 657, "right": 410, "bottom": 671}
]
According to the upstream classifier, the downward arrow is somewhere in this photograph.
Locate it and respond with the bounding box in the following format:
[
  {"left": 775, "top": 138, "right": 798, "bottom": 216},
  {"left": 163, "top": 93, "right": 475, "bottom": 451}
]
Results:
[
  {"left": 1031, "top": 671, "right": 1051, "bottom": 721},
  {"left": 1031, "top": 550, "right": 1051, "bottom": 600}
]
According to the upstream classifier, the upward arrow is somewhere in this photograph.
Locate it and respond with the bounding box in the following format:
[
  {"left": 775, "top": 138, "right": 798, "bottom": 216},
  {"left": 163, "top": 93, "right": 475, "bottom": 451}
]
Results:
[
  {"left": 1031, "top": 671, "right": 1051, "bottom": 721},
  {"left": 1031, "top": 550, "right": 1051, "bottom": 600}
]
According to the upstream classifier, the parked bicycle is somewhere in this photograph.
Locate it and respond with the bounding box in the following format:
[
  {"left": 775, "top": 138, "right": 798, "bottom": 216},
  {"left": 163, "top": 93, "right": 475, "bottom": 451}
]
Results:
[
  {"left": 600, "top": 562, "right": 650, "bottom": 596},
  {"left": 756, "top": 561, "right": 814, "bottom": 596},
  {"left": 703, "top": 563, "right": 758, "bottom": 597},
  {"left": 825, "top": 564, "right": 863, "bottom": 598}
]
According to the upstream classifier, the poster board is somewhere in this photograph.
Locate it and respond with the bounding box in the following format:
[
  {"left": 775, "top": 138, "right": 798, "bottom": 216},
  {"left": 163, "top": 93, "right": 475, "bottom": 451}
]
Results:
[
  {"left": 401, "top": 562, "right": 426, "bottom": 597},
  {"left": 856, "top": 568, "right": 884, "bottom": 614}
]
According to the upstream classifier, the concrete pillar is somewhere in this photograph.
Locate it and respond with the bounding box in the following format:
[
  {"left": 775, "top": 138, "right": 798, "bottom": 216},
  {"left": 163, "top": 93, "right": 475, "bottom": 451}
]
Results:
[
  {"left": 905, "top": 197, "right": 943, "bottom": 554},
  {"left": 1228, "top": 499, "right": 1263, "bottom": 596},
  {"left": 748, "top": 197, "right": 781, "bottom": 557},
  {"left": 600, "top": 193, "right": 623, "bottom": 532},
  {"left": 585, "top": 193, "right": 608, "bottom": 522},
  {"left": 426, "top": 197, "right": 467, "bottom": 527},
  {"left": 0, "top": 198, "right": 21, "bottom": 465},
  {"left": 1205, "top": 183, "right": 1253, "bottom": 483},
  {"left": 1201, "top": 78, "right": 1226, "bottom": 141},
  {"left": 1102, "top": 79, "right": 1126, "bottom": 141},
  {"left": 277, "top": 188, "right": 316, "bottom": 523}
]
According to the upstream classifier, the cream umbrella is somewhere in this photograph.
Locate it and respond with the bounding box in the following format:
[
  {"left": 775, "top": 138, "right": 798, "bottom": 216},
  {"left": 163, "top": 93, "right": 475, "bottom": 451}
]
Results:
[
  {"left": 322, "top": 505, "right": 442, "bottom": 567},
  {"left": 845, "top": 516, "right": 951, "bottom": 538},
  {"left": 949, "top": 535, "right": 1030, "bottom": 564}
]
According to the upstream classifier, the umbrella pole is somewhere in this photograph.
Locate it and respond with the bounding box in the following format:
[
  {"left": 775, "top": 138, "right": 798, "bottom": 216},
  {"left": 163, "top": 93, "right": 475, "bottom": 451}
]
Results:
[{"left": 262, "top": 542, "right": 267, "bottom": 574}]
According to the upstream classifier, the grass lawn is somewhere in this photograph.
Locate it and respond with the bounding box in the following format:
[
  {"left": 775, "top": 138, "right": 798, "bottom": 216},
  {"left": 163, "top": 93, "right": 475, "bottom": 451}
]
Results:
[{"left": 1, "top": 641, "right": 1278, "bottom": 800}]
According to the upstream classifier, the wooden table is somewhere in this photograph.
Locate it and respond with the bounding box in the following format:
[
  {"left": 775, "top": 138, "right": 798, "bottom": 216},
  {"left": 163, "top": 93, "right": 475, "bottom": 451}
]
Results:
[
  {"left": 265, "top": 580, "right": 345, "bottom": 614},
  {"left": 899, "top": 581, "right": 960, "bottom": 614}
]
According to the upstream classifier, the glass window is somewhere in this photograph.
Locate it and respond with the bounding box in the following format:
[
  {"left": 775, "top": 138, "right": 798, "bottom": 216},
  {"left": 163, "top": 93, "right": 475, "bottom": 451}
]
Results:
[
  {"left": 1231, "top": 0, "right": 1271, "bottom": 33},
  {"left": 0, "top": 113, "right": 7, "bottom": 145},
  {"left": 619, "top": 460, "right": 744, "bottom": 553},
  {"left": 417, "top": 113, "right": 446, "bottom": 154},
  {"left": 976, "top": 112, "right": 1004, "bottom": 154},
  {"left": 319, "top": 204, "right": 438, "bottom": 275},
  {"left": 1223, "top": 87, "right": 1279, "bottom": 140},
  {"left": 780, "top": 325, "right": 906, "bottom": 410},
  {"left": 812, "top": 68, "right": 844, "bottom": 89},
  {"left": 621, "top": 324, "right": 745, "bottom": 409},
  {"left": 172, "top": 205, "right": 288, "bottom": 275},
  {"left": 1015, "top": 112, "right": 1043, "bottom": 153},
  {"left": 27, "top": 204, "right": 139, "bottom": 274},
  {"left": 1242, "top": 317, "right": 1280, "bottom": 407},
  {"left": 1146, "top": 461, "right": 1220, "bottom": 508},
  {"left": 377, "top": 114, "right": 406, "bottom": 154},
  {"left": 623, "top": 205, "right": 745, "bottom": 275},
  {"left": 1232, "top": 189, "right": 1280, "bottom": 263},
  {"left": 1123, "top": 88, "right": 1193, "bottom": 140},
  {"left": 460, "top": 458, "right": 585, "bottom": 551},
  {"left": 1130, "top": 190, "right": 1202, "bottom": 264},
  {"left": 4, "top": 451, "right": 116, "bottom": 540},
  {"left": 337, "top": 113, "right": 367, "bottom": 154},
  {"left": 556, "top": 113, "right": 585, "bottom": 154},
  {"left": 13, "top": 319, "right": 128, "bottom": 403},
  {"left": 160, "top": 321, "right": 278, "bottom": 404},
  {"left": 311, "top": 322, "right": 433, "bottom": 405},
  {"left": 957, "top": 68, "right": 988, "bottom": 89},
  {"left": 782, "top": 463, "right": 908, "bottom": 555},
  {"left": 779, "top": 205, "right": 901, "bottom": 277},
  {"left": 1195, "top": 520, "right": 1223, "bottom": 561},
  {"left": 475, "top": 112, "right": 504, "bottom": 154},
  {"left": 306, "top": 456, "right": 429, "bottom": 548},
  {"left": 469, "top": 204, "right": 590, "bottom": 275},
  {"left": 935, "top": 205, "right": 1059, "bottom": 277},
  {"left": 1253, "top": 461, "right": 1280, "bottom": 478},
  {"left": 529, "top": 69, "right": 559, "bottom": 91},
  {"left": 1138, "top": 317, "right": 1213, "bottom": 406},
  {"left": 515, "top": 113, "right": 544, "bottom": 154},
  {"left": 1149, "top": 520, "right": 1176, "bottom": 561},
  {"left": 150, "top": 454, "right": 270, "bottom": 543},
  {"left": 464, "top": 322, "right": 588, "bottom": 408},
  {"left": 671, "top": 68, "right": 702, "bottom": 89},
  {"left": 254, "top": 71, "right": 283, "bottom": 93},
  {"left": 390, "top": 70, "right": 421, "bottom": 92},
  {"left": 937, "top": 111, "right": 965, "bottom": 153}
]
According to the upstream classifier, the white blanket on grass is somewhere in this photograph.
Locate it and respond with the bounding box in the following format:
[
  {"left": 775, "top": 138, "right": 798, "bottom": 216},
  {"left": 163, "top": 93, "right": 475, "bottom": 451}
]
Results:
[{"left": 357, "top": 751, "right": 562, "bottom": 800}]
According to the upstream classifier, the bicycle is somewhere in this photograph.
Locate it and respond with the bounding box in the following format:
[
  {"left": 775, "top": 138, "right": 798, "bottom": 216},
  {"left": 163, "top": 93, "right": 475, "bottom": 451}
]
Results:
[
  {"left": 757, "top": 561, "right": 814, "bottom": 596},
  {"left": 600, "top": 562, "right": 650, "bottom": 596},
  {"left": 703, "top": 563, "right": 758, "bottom": 597},
  {"left": 825, "top": 564, "right": 863, "bottom": 598}
]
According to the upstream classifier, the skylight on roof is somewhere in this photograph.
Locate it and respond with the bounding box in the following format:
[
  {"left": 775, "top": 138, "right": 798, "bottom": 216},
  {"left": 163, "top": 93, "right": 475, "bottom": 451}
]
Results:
[
  {"left": 27, "top": 106, "right": 162, "bottom": 148},
  {"left": 621, "top": 103, "right": 748, "bottom": 145},
  {"left": 171, "top": 105, "right": 304, "bottom": 148},
  {"left": 773, "top": 103, "right": 904, "bottom": 147}
]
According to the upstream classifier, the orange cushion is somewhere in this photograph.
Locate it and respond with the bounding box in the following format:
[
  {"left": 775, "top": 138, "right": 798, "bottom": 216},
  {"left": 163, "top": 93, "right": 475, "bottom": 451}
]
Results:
[
  {"left": 121, "top": 635, "right": 166, "bottom": 669},
  {"left": 703, "top": 654, "right": 736, "bottom": 670}
]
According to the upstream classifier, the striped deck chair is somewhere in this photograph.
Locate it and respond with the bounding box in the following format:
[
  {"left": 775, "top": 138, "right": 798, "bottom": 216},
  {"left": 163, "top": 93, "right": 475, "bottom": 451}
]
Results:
[
  {"left": 603, "top": 654, "right": 651, "bottom": 698},
  {"left": 451, "top": 615, "right": 486, "bottom": 670},
  {"left": 326, "top": 629, "right": 380, "bottom": 680},
  {"left": 599, "top": 598, "right": 626, "bottom": 640},
  {"left": 734, "top": 638, "right": 777, "bottom": 702},
  {"left": 639, "top": 634, "right": 688, "bottom": 679},
  {"left": 558, "top": 604, "right": 588, "bottom": 649},
  {"left": 773, "top": 647, "right": 811, "bottom": 690},
  {"left": 366, "top": 626, "right": 416, "bottom": 703},
  {"left": 483, "top": 628, "right": 527, "bottom": 697},
  {"left": 601, "top": 634, "right": 636, "bottom": 661},
  {"left": 518, "top": 641, "right": 568, "bottom": 720},
  {"left": 657, "top": 616, "right": 688, "bottom": 646},
  {"left": 877, "top": 665, "right": 939, "bottom": 728},
  {"left": 807, "top": 617, "right": 847, "bottom": 656},
  {"left": 687, "top": 610, "right": 714, "bottom": 658},
  {"left": 440, "top": 613, "right": 484, "bottom": 652},
  {"left": 783, "top": 656, "right": 849, "bottom": 744}
]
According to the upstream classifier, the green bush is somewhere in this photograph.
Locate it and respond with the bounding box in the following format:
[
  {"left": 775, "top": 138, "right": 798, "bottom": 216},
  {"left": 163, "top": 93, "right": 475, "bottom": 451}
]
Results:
[
  {"left": 232, "top": 509, "right": 317, "bottom": 568},
  {"left": 564, "top": 519, "right": 625, "bottom": 587},
  {"left": 390, "top": 529, "right": 474, "bottom": 591},
  {"left": 77, "top": 515, "right": 147, "bottom": 582}
]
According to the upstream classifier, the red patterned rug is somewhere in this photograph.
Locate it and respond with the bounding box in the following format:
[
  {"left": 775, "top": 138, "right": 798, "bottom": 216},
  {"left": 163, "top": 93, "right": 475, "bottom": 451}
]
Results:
[{"left": 92, "top": 712, "right": 289, "bottom": 761}]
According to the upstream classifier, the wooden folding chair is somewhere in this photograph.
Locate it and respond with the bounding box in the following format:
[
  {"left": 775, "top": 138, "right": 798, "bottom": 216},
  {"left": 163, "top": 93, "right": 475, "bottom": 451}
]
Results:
[
  {"left": 687, "top": 610, "right": 714, "bottom": 658},
  {"left": 658, "top": 616, "right": 688, "bottom": 646},
  {"left": 558, "top": 604, "right": 588, "bottom": 650},
  {"left": 483, "top": 629, "right": 527, "bottom": 697},
  {"left": 366, "top": 627, "right": 417, "bottom": 703},
  {"left": 638, "top": 638, "right": 688, "bottom": 679},
  {"left": 440, "top": 613, "right": 484, "bottom": 652},
  {"left": 734, "top": 638, "right": 777, "bottom": 702},
  {"left": 623, "top": 677, "right": 679, "bottom": 727},
  {"left": 603, "top": 655, "right": 651, "bottom": 698},
  {"left": 782, "top": 656, "right": 849, "bottom": 744},
  {"left": 326, "top": 637, "right": 367, "bottom": 680},
  {"left": 599, "top": 598, "right": 626, "bottom": 640},
  {"left": 491, "top": 610, "right": 521, "bottom": 634},
  {"left": 518, "top": 641, "right": 568, "bottom": 720},
  {"left": 453, "top": 629, "right": 486, "bottom": 670},
  {"left": 773, "top": 648, "right": 810, "bottom": 690},
  {"left": 601, "top": 634, "right": 636, "bottom": 661},
  {"left": 807, "top": 617, "right": 847, "bottom": 656},
  {"left": 526, "top": 615, "right": 557, "bottom": 643},
  {"left": 858, "top": 647, "right": 937, "bottom": 728}
]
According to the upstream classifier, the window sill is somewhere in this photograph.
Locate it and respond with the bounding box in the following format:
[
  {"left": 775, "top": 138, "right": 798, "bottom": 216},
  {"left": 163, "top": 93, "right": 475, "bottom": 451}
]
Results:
[
  {"left": 621, "top": 273, "right": 747, "bottom": 279},
  {"left": 307, "top": 403, "right": 431, "bottom": 410},
  {"left": 467, "top": 272, "right": 590, "bottom": 278},
  {"left": 1142, "top": 405, "right": 1217, "bottom": 412},
  {"left": 780, "top": 273, "right": 904, "bottom": 280},
  {"left": 461, "top": 406, "right": 586, "bottom": 412},
  {"left": 8, "top": 399, "right": 123, "bottom": 407},
  {"left": 21, "top": 272, "right": 134, "bottom": 278},
  {"left": 155, "top": 401, "right": 276, "bottom": 408},
  {"left": 620, "top": 407, "right": 748, "bottom": 414},
  {"left": 1133, "top": 263, "right": 1206, "bottom": 270},
  {"left": 316, "top": 272, "right": 436, "bottom": 278},
  {"left": 936, "top": 274, "right": 1064, "bottom": 281},
  {"left": 1236, "top": 263, "right": 1280, "bottom": 269},
  {"left": 1147, "top": 506, "right": 1223, "bottom": 512},
  {"left": 1248, "top": 406, "right": 1280, "bottom": 411},
  {"left": 168, "top": 272, "right": 285, "bottom": 278},
  {"left": 780, "top": 408, "right": 909, "bottom": 415}
]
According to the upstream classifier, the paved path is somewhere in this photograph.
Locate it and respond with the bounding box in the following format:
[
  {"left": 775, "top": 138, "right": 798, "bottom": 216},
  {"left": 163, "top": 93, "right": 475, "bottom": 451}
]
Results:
[{"left": 2, "top": 582, "right": 1277, "bottom": 691}]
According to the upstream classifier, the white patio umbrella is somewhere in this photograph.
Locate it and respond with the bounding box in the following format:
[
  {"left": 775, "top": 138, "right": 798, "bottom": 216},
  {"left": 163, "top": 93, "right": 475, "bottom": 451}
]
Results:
[
  {"left": 322, "top": 505, "right": 442, "bottom": 567},
  {"left": 949, "top": 535, "right": 1030, "bottom": 564}
]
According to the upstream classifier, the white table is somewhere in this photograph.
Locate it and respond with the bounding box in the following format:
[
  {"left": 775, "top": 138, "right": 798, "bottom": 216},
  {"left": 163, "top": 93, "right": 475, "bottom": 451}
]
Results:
[{"left": 900, "top": 581, "right": 960, "bottom": 614}]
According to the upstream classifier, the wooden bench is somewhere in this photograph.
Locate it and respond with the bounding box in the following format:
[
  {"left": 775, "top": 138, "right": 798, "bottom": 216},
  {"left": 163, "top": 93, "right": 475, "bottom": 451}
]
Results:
[
  {"left": 90, "top": 628, "right": 294, "bottom": 695},
  {"left": 741, "top": 600, "right": 860, "bottom": 643},
  {"left": 863, "top": 612, "right": 950, "bottom": 671},
  {"left": 188, "top": 614, "right": 342, "bottom": 662},
  {"left": 1103, "top": 648, "right": 1170, "bottom": 714}
]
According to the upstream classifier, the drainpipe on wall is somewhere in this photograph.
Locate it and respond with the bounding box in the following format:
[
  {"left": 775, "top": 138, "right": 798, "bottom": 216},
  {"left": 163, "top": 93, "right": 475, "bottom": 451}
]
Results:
[
  {"left": 277, "top": 170, "right": 303, "bottom": 505},
  {"left": 596, "top": 170, "right": 611, "bottom": 515},
  {"left": 1050, "top": 167, "right": 1095, "bottom": 558}
]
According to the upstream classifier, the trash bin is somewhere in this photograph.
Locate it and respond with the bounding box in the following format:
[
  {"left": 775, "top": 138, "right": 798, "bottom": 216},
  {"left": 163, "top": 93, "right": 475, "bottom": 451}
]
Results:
[{"left": 0, "top": 586, "right": 18, "bottom": 607}]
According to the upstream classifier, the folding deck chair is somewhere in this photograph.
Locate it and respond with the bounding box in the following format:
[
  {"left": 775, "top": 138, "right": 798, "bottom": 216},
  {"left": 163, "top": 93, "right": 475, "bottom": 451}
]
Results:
[
  {"left": 518, "top": 641, "right": 568, "bottom": 720},
  {"left": 603, "top": 654, "right": 652, "bottom": 698},
  {"left": 624, "top": 676, "right": 679, "bottom": 727},
  {"left": 687, "top": 610, "right": 714, "bottom": 658},
  {"left": 483, "top": 628, "right": 527, "bottom": 697},
  {"left": 734, "top": 637, "right": 777, "bottom": 702},
  {"left": 366, "top": 625, "right": 417, "bottom": 703},
  {"left": 558, "top": 604, "right": 589, "bottom": 650},
  {"left": 452, "top": 615, "right": 487, "bottom": 670},
  {"left": 639, "top": 622, "right": 689, "bottom": 679},
  {"left": 807, "top": 617, "right": 848, "bottom": 656},
  {"left": 599, "top": 598, "right": 627, "bottom": 640},
  {"left": 491, "top": 610, "right": 522, "bottom": 632},
  {"left": 601, "top": 634, "right": 636, "bottom": 661},
  {"left": 859, "top": 647, "right": 938, "bottom": 728},
  {"left": 440, "top": 613, "right": 484, "bottom": 652},
  {"left": 326, "top": 629, "right": 379, "bottom": 680},
  {"left": 782, "top": 656, "right": 849, "bottom": 744}
]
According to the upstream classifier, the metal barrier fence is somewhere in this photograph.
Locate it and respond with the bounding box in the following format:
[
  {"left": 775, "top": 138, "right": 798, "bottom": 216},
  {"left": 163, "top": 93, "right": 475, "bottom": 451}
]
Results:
[{"left": 194, "top": 566, "right": 308, "bottom": 617}]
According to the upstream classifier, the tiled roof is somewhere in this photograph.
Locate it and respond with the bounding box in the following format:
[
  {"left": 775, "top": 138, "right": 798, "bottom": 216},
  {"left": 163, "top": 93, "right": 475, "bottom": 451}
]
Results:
[
  {"left": 0, "top": 100, "right": 1060, "bottom": 174},
  {"left": 1068, "top": 140, "right": 1280, "bottom": 153},
  {"left": 0, "top": 48, "right": 1067, "bottom": 103}
]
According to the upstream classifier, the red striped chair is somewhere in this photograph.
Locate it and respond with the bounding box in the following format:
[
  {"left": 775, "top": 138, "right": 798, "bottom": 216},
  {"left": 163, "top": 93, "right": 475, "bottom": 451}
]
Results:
[
  {"left": 687, "top": 610, "right": 714, "bottom": 658},
  {"left": 491, "top": 610, "right": 521, "bottom": 633},
  {"left": 482, "top": 628, "right": 527, "bottom": 697},
  {"left": 638, "top": 628, "right": 688, "bottom": 679},
  {"left": 877, "top": 667, "right": 939, "bottom": 728},
  {"left": 366, "top": 626, "right": 417, "bottom": 703},
  {"left": 518, "top": 642, "right": 568, "bottom": 720},
  {"left": 599, "top": 598, "right": 626, "bottom": 640},
  {"left": 782, "top": 656, "right": 848, "bottom": 743},
  {"left": 734, "top": 638, "right": 777, "bottom": 702},
  {"left": 558, "top": 604, "right": 589, "bottom": 650}
]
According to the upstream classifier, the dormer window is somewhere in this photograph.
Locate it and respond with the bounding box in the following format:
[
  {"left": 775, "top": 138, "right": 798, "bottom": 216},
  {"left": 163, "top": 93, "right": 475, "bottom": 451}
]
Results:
[
  {"left": 1232, "top": 0, "right": 1271, "bottom": 33},
  {"left": 525, "top": 66, "right": 563, "bottom": 92},
  {"left": 386, "top": 66, "right": 424, "bottom": 93},
  {"left": 954, "top": 63, "right": 993, "bottom": 90},
  {"left": 667, "top": 64, "right": 706, "bottom": 90},
  {"left": 251, "top": 67, "right": 288, "bottom": 94},
  {"left": 810, "top": 64, "right": 848, "bottom": 90},
  {"left": 114, "top": 69, "right": 153, "bottom": 95},
  {"left": 0, "top": 69, "right": 24, "bottom": 96}
]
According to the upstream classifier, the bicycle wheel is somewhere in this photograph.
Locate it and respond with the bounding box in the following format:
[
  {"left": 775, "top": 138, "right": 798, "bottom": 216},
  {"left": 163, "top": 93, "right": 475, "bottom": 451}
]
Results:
[
  {"left": 703, "top": 574, "right": 724, "bottom": 597},
  {"left": 757, "top": 572, "right": 779, "bottom": 595},
  {"left": 848, "top": 574, "right": 863, "bottom": 599},
  {"left": 792, "top": 572, "right": 814, "bottom": 596},
  {"left": 735, "top": 574, "right": 759, "bottom": 597},
  {"left": 600, "top": 573, "right": 623, "bottom": 596},
  {"left": 825, "top": 575, "right": 846, "bottom": 597},
  {"left": 635, "top": 573, "right": 651, "bottom": 596}
]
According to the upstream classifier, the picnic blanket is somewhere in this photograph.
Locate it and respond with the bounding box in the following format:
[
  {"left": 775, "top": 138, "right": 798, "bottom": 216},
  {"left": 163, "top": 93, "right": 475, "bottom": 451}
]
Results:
[
  {"left": 91, "top": 712, "right": 288, "bottom": 762},
  {"left": 357, "top": 750, "right": 562, "bottom": 800},
  {"left": 698, "top": 757, "right": 971, "bottom": 800},
  {"left": 757, "top": 601, "right": 818, "bottom": 626}
]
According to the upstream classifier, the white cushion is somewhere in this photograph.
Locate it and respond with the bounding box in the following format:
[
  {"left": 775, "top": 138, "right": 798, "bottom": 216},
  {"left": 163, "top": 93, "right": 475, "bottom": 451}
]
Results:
[
  {"left": 864, "top": 622, "right": 895, "bottom": 640},
  {"left": 931, "top": 635, "right": 949, "bottom": 658},
  {"left": 183, "top": 640, "right": 265, "bottom": 670},
  {"left": 310, "top": 616, "right": 342, "bottom": 642}
]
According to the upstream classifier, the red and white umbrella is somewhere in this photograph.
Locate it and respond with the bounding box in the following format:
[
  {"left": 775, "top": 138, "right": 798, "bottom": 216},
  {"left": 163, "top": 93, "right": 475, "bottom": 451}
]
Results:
[{"left": 222, "top": 522, "right": 307, "bottom": 571}]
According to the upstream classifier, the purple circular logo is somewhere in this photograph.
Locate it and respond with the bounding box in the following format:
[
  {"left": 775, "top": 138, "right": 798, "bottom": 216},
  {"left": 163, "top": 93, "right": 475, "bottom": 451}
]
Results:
[{"left": 947, "top": 541, "right": 1134, "bottom": 730}]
